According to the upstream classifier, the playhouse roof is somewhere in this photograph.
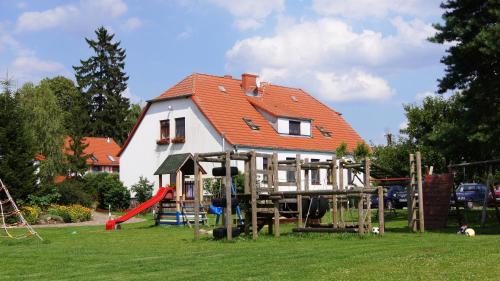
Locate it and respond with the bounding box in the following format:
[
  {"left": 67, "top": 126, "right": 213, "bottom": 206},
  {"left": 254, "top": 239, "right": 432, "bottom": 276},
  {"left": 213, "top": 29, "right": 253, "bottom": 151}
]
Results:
[{"left": 154, "top": 153, "right": 206, "bottom": 175}]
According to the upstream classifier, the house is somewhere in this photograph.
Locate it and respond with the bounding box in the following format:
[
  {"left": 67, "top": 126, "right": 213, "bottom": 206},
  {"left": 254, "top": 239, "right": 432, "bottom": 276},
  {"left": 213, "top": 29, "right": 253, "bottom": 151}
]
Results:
[
  {"left": 65, "top": 137, "right": 121, "bottom": 174},
  {"left": 118, "top": 73, "right": 365, "bottom": 191}
]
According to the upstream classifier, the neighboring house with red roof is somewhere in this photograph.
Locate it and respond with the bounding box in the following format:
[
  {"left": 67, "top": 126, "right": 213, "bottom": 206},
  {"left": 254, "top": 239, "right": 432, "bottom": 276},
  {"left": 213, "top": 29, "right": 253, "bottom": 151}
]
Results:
[
  {"left": 65, "top": 137, "right": 121, "bottom": 174},
  {"left": 118, "top": 73, "right": 364, "bottom": 190}
]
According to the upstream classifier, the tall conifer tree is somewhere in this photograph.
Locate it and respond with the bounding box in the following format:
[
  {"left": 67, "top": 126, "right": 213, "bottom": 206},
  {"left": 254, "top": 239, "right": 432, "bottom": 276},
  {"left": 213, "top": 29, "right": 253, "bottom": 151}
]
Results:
[
  {"left": 74, "top": 26, "right": 130, "bottom": 144},
  {"left": 0, "top": 79, "right": 37, "bottom": 200}
]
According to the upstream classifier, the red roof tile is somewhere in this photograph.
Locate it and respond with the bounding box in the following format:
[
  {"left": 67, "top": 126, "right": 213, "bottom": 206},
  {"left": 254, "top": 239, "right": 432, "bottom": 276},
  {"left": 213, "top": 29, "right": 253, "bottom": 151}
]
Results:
[
  {"left": 120, "top": 73, "right": 364, "bottom": 154},
  {"left": 66, "top": 137, "right": 121, "bottom": 166}
]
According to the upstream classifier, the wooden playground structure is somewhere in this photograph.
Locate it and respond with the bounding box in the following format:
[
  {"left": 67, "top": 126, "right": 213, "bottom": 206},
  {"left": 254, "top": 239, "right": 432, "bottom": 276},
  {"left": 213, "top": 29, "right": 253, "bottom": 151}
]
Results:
[{"left": 192, "top": 151, "right": 396, "bottom": 240}]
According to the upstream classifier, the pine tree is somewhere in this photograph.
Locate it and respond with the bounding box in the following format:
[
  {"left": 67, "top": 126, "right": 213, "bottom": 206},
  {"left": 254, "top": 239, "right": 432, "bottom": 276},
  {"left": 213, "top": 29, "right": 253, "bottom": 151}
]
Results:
[
  {"left": 430, "top": 0, "right": 500, "bottom": 160},
  {"left": 65, "top": 136, "right": 91, "bottom": 178},
  {"left": 0, "top": 78, "right": 37, "bottom": 201},
  {"left": 73, "top": 26, "right": 131, "bottom": 144}
]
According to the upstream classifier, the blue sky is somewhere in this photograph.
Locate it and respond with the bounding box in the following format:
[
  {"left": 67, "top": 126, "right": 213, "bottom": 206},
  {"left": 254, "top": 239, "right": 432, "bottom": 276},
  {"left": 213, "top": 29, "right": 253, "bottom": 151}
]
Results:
[{"left": 0, "top": 0, "right": 446, "bottom": 144}]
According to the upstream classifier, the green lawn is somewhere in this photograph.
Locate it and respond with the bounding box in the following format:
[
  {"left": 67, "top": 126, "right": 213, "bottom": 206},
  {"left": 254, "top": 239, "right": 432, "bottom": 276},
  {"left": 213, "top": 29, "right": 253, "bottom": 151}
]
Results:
[{"left": 1, "top": 211, "right": 500, "bottom": 281}]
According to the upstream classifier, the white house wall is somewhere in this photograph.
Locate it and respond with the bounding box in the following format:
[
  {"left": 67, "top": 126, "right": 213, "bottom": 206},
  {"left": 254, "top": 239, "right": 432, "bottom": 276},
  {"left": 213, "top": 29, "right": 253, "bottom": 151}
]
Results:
[{"left": 119, "top": 97, "right": 227, "bottom": 190}]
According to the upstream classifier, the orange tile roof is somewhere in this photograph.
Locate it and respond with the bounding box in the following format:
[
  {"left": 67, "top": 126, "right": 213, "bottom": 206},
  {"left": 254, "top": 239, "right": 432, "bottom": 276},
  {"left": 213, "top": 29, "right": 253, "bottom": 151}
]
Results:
[
  {"left": 121, "top": 73, "right": 364, "bottom": 154},
  {"left": 66, "top": 137, "right": 120, "bottom": 166}
]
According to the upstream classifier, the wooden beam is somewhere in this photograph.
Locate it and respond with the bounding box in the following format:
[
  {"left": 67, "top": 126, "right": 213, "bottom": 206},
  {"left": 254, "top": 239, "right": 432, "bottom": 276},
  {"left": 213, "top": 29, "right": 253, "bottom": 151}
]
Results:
[
  {"left": 296, "top": 154, "right": 302, "bottom": 228},
  {"left": 339, "top": 161, "right": 345, "bottom": 228},
  {"left": 416, "top": 151, "right": 425, "bottom": 233},
  {"left": 304, "top": 158, "right": 310, "bottom": 192},
  {"left": 194, "top": 154, "right": 200, "bottom": 240},
  {"left": 364, "top": 157, "right": 371, "bottom": 233},
  {"left": 175, "top": 170, "right": 182, "bottom": 213},
  {"left": 272, "top": 153, "right": 281, "bottom": 236},
  {"left": 251, "top": 151, "right": 258, "bottom": 240},
  {"left": 358, "top": 193, "right": 364, "bottom": 235},
  {"left": 378, "top": 186, "right": 385, "bottom": 235},
  {"left": 331, "top": 155, "right": 338, "bottom": 229},
  {"left": 225, "top": 151, "right": 233, "bottom": 240},
  {"left": 244, "top": 160, "right": 250, "bottom": 194},
  {"left": 408, "top": 153, "right": 417, "bottom": 231}
]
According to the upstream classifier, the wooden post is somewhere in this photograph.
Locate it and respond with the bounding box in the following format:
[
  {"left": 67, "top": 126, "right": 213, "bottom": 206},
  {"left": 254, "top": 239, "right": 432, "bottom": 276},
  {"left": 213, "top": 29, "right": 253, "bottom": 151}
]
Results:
[
  {"left": 339, "top": 161, "right": 345, "bottom": 228},
  {"left": 358, "top": 192, "right": 364, "bottom": 234},
  {"left": 244, "top": 160, "right": 250, "bottom": 194},
  {"left": 416, "top": 152, "right": 425, "bottom": 232},
  {"left": 296, "top": 154, "right": 302, "bottom": 228},
  {"left": 225, "top": 151, "right": 232, "bottom": 240},
  {"left": 331, "top": 156, "right": 338, "bottom": 229},
  {"left": 408, "top": 153, "right": 416, "bottom": 231},
  {"left": 272, "top": 153, "right": 280, "bottom": 236},
  {"left": 364, "top": 157, "right": 371, "bottom": 230},
  {"left": 159, "top": 175, "right": 163, "bottom": 187},
  {"left": 304, "top": 158, "right": 310, "bottom": 192},
  {"left": 194, "top": 154, "right": 200, "bottom": 240},
  {"left": 175, "top": 170, "right": 182, "bottom": 214},
  {"left": 378, "top": 186, "right": 385, "bottom": 235},
  {"left": 251, "top": 151, "right": 258, "bottom": 240}
]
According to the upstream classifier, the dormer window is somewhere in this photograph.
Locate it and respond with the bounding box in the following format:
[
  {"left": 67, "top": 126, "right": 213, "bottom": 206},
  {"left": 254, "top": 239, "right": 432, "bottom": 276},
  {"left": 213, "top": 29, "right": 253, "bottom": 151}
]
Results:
[
  {"left": 243, "top": 118, "right": 260, "bottom": 130},
  {"left": 316, "top": 125, "right": 332, "bottom": 137},
  {"left": 289, "top": 120, "right": 301, "bottom": 135}
]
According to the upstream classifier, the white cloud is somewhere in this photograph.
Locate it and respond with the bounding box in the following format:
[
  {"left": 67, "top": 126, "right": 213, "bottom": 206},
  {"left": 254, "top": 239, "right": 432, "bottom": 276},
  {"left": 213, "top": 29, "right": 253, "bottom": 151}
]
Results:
[
  {"left": 7, "top": 56, "right": 68, "bottom": 83},
  {"left": 209, "top": 0, "right": 284, "bottom": 30},
  {"left": 312, "top": 0, "right": 440, "bottom": 19},
  {"left": 16, "top": 0, "right": 129, "bottom": 32},
  {"left": 315, "top": 70, "right": 394, "bottom": 102},
  {"left": 226, "top": 17, "right": 442, "bottom": 102},
  {"left": 122, "top": 17, "right": 142, "bottom": 31}
]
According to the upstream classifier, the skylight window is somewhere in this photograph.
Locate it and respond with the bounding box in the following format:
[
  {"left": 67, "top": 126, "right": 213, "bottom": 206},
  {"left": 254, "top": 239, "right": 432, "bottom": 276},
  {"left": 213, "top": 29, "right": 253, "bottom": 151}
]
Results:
[
  {"left": 316, "top": 125, "right": 332, "bottom": 137},
  {"left": 107, "top": 155, "right": 116, "bottom": 162},
  {"left": 90, "top": 155, "right": 98, "bottom": 162},
  {"left": 218, "top": 85, "right": 226, "bottom": 93},
  {"left": 243, "top": 118, "right": 260, "bottom": 130},
  {"left": 291, "top": 95, "right": 298, "bottom": 102}
]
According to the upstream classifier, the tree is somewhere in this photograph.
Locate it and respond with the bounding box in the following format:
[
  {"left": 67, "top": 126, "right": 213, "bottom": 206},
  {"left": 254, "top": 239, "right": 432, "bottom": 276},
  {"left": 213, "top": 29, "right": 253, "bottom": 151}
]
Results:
[
  {"left": 402, "top": 95, "right": 464, "bottom": 169},
  {"left": 65, "top": 136, "right": 91, "bottom": 178},
  {"left": 0, "top": 78, "right": 37, "bottom": 201},
  {"left": 125, "top": 103, "right": 142, "bottom": 137},
  {"left": 17, "top": 82, "right": 66, "bottom": 189},
  {"left": 40, "top": 76, "right": 89, "bottom": 136},
  {"left": 335, "top": 142, "right": 348, "bottom": 158},
  {"left": 74, "top": 26, "right": 131, "bottom": 144},
  {"left": 131, "top": 176, "right": 154, "bottom": 203},
  {"left": 353, "top": 141, "right": 371, "bottom": 161},
  {"left": 430, "top": 0, "right": 500, "bottom": 161}
]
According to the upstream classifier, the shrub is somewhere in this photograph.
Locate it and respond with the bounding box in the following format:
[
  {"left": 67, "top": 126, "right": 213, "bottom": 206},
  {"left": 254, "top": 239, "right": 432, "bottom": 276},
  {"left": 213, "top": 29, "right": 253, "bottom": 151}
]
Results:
[
  {"left": 57, "top": 179, "right": 93, "bottom": 208},
  {"left": 47, "top": 204, "right": 92, "bottom": 223},
  {"left": 84, "top": 173, "right": 130, "bottom": 210},
  {"left": 26, "top": 186, "right": 61, "bottom": 209},
  {"left": 21, "top": 206, "right": 41, "bottom": 224},
  {"left": 131, "top": 177, "right": 154, "bottom": 203}
]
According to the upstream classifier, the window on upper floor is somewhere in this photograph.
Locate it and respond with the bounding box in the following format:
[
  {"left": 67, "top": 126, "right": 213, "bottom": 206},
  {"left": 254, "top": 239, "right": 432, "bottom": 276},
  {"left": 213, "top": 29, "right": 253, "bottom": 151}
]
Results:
[
  {"left": 160, "top": 119, "right": 170, "bottom": 140},
  {"left": 175, "top": 117, "right": 185, "bottom": 139},
  {"left": 289, "top": 120, "right": 301, "bottom": 136},
  {"left": 311, "top": 159, "right": 320, "bottom": 185}
]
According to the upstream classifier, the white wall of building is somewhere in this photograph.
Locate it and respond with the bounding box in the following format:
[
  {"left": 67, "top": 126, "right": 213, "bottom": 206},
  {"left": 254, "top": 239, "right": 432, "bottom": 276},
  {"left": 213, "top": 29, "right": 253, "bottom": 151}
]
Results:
[{"left": 120, "top": 98, "right": 227, "bottom": 190}]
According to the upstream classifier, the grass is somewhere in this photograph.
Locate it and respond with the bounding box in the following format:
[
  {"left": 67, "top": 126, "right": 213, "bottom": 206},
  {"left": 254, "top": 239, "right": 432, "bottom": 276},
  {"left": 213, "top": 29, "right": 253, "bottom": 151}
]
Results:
[{"left": 1, "top": 211, "right": 500, "bottom": 280}]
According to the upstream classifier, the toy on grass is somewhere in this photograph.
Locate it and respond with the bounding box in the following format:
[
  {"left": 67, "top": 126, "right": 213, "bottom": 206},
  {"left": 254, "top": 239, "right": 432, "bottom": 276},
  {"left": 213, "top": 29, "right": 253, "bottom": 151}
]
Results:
[
  {"left": 464, "top": 228, "right": 475, "bottom": 237},
  {"left": 371, "top": 227, "right": 380, "bottom": 235}
]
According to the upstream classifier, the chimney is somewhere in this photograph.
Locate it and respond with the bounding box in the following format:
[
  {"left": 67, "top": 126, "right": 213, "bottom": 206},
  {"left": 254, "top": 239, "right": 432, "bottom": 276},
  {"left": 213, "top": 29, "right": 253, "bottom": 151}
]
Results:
[{"left": 241, "top": 73, "right": 258, "bottom": 93}]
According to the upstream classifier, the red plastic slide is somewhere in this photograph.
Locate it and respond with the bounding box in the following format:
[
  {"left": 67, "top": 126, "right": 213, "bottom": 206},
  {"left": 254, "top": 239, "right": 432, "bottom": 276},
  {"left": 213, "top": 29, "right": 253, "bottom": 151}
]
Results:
[{"left": 105, "top": 186, "right": 174, "bottom": 230}]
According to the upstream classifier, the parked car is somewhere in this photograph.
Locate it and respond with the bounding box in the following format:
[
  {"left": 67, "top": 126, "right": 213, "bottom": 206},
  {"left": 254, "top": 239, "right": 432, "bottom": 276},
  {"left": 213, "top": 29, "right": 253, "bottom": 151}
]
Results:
[
  {"left": 371, "top": 185, "right": 407, "bottom": 209},
  {"left": 451, "top": 183, "right": 489, "bottom": 207}
]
